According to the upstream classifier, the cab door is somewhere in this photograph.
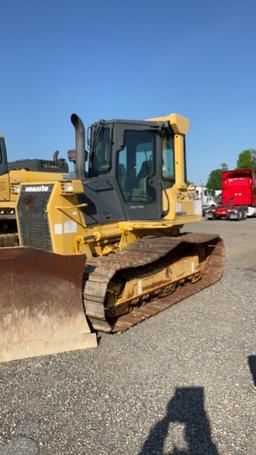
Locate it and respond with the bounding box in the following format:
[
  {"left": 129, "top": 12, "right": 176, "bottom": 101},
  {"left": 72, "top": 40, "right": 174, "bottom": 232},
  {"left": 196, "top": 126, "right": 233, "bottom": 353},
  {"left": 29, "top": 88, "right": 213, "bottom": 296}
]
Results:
[{"left": 115, "top": 127, "right": 162, "bottom": 221}]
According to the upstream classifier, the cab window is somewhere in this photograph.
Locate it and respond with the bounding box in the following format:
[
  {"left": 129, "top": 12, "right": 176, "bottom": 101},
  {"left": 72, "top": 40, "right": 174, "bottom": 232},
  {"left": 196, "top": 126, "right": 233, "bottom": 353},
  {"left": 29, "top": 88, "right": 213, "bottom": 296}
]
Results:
[
  {"left": 90, "top": 128, "right": 111, "bottom": 176},
  {"left": 162, "top": 135, "right": 174, "bottom": 181},
  {"left": 117, "top": 130, "right": 156, "bottom": 203}
]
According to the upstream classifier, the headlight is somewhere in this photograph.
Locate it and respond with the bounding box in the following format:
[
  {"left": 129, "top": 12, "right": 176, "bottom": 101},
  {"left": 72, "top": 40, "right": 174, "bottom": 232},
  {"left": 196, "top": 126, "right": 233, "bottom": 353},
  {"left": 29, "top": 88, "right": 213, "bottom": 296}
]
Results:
[
  {"left": 11, "top": 183, "right": 20, "bottom": 194},
  {"left": 61, "top": 181, "right": 74, "bottom": 194}
]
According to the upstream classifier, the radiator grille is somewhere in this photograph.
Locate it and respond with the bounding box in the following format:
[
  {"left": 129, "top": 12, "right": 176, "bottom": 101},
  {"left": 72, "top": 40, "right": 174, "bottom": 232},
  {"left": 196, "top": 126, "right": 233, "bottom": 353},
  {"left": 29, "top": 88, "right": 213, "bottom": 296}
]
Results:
[{"left": 17, "top": 184, "right": 53, "bottom": 251}]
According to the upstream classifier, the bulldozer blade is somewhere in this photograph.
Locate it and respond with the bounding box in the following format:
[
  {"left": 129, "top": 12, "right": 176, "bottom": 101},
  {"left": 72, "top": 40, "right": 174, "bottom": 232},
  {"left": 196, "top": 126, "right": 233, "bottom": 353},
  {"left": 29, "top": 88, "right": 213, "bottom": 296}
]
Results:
[{"left": 0, "top": 247, "right": 97, "bottom": 363}]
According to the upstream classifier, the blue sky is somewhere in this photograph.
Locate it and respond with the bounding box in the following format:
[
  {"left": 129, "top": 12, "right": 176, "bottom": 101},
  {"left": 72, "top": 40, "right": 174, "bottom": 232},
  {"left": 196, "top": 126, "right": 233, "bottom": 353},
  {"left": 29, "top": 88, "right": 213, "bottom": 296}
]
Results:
[{"left": 0, "top": 0, "right": 255, "bottom": 184}]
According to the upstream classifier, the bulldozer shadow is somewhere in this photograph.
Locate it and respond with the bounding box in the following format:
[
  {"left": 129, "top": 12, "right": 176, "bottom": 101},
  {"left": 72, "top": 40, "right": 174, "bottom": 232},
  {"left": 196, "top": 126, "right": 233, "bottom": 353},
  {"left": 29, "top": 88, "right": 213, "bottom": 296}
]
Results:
[
  {"left": 248, "top": 356, "right": 256, "bottom": 386},
  {"left": 139, "top": 386, "right": 218, "bottom": 455}
]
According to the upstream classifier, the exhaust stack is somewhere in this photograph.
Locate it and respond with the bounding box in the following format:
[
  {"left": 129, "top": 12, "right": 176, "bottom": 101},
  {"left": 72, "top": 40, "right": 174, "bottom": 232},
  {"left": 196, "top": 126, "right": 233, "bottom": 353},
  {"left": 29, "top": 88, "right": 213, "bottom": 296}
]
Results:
[{"left": 71, "top": 113, "right": 86, "bottom": 181}]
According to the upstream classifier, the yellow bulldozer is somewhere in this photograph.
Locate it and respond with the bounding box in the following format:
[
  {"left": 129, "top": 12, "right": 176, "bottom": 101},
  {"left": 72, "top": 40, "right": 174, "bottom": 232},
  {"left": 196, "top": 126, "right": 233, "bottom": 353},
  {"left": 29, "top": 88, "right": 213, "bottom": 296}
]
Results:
[
  {"left": 0, "top": 113, "right": 224, "bottom": 362},
  {"left": 0, "top": 135, "right": 68, "bottom": 247}
]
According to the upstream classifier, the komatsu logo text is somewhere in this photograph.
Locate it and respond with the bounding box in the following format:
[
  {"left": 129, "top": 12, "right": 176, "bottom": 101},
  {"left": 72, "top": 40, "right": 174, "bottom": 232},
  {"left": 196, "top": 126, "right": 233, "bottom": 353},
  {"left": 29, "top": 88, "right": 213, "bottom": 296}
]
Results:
[{"left": 25, "top": 185, "right": 49, "bottom": 192}]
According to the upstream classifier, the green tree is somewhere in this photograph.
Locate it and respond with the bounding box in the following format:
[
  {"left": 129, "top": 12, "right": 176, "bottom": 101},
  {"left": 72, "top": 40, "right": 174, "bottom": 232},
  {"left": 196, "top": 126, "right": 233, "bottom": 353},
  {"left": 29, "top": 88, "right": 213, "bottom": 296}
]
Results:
[
  {"left": 236, "top": 149, "right": 256, "bottom": 169},
  {"left": 206, "top": 169, "right": 222, "bottom": 191},
  {"left": 206, "top": 163, "right": 228, "bottom": 191}
]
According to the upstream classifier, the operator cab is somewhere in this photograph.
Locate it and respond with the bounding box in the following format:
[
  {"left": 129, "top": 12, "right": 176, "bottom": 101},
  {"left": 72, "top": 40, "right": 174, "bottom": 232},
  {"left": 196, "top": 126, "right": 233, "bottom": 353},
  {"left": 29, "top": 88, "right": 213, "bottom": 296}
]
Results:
[
  {"left": 78, "top": 118, "right": 179, "bottom": 225},
  {"left": 71, "top": 114, "right": 185, "bottom": 225}
]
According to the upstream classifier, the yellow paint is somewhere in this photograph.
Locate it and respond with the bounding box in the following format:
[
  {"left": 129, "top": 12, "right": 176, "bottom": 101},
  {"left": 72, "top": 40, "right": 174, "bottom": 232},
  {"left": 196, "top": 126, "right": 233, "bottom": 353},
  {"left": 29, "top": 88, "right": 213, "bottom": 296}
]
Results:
[
  {"left": 105, "top": 254, "right": 200, "bottom": 312},
  {"left": 0, "top": 174, "right": 10, "bottom": 201},
  {"left": 0, "top": 169, "right": 68, "bottom": 202},
  {"left": 16, "top": 112, "right": 202, "bottom": 259},
  {"left": 173, "top": 134, "right": 186, "bottom": 187},
  {"left": 147, "top": 113, "right": 189, "bottom": 135},
  {"left": 0, "top": 168, "right": 69, "bottom": 231}
]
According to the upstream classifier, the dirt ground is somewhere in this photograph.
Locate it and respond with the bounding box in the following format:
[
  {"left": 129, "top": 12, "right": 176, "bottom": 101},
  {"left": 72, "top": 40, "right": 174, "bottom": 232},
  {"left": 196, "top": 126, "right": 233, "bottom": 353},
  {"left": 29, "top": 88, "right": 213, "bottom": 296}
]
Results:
[{"left": 0, "top": 218, "right": 255, "bottom": 454}]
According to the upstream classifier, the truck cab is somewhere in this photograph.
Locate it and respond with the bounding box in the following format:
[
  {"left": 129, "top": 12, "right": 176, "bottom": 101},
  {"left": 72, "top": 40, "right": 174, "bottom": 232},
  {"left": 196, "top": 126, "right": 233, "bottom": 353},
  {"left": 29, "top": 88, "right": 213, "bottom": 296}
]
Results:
[{"left": 205, "top": 169, "right": 256, "bottom": 220}]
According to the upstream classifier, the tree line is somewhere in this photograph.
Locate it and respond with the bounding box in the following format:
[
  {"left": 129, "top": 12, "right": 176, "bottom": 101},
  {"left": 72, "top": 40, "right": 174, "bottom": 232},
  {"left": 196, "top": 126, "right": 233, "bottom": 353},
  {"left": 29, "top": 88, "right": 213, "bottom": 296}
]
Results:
[{"left": 206, "top": 149, "right": 256, "bottom": 191}]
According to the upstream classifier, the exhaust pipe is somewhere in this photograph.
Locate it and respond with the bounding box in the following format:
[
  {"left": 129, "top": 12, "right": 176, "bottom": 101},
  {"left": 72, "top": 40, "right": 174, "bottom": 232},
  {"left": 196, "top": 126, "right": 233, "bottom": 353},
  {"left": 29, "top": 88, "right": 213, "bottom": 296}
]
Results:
[{"left": 71, "top": 113, "right": 85, "bottom": 181}]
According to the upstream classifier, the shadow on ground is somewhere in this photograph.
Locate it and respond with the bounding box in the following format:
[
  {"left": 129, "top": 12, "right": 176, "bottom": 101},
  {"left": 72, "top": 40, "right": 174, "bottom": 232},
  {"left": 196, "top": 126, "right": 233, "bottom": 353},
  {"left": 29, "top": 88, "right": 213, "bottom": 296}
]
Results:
[
  {"left": 248, "top": 356, "right": 256, "bottom": 386},
  {"left": 139, "top": 387, "right": 218, "bottom": 455}
]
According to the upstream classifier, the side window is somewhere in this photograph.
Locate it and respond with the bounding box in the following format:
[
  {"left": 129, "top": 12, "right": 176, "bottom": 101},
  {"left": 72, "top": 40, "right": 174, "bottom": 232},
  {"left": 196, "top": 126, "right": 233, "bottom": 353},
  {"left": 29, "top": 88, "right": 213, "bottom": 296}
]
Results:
[
  {"left": 0, "top": 140, "right": 3, "bottom": 164},
  {"left": 162, "top": 135, "right": 174, "bottom": 181},
  {"left": 90, "top": 128, "right": 111, "bottom": 176},
  {"left": 117, "top": 147, "right": 128, "bottom": 200},
  {"left": 117, "top": 130, "right": 156, "bottom": 203}
]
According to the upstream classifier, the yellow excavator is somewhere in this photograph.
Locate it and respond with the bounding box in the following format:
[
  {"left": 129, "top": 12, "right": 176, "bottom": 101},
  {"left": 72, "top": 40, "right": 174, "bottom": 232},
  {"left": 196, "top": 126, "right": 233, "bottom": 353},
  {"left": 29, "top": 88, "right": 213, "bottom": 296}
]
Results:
[
  {"left": 0, "top": 113, "right": 224, "bottom": 362},
  {"left": 0, "top": 135, "right": 68, "bottom": 247}
]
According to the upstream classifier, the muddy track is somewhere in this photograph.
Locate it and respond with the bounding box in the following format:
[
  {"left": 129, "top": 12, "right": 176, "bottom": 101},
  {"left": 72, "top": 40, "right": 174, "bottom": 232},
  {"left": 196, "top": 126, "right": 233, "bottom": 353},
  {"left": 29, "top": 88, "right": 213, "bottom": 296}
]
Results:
[{"left": 83, "top": 233, "right": 224, "bottom": 333}]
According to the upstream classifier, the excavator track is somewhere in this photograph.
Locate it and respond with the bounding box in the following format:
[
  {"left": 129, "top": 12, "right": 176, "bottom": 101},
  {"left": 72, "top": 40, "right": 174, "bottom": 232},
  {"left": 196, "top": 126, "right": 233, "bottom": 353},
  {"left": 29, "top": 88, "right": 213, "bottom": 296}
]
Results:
[{"left": 83, "top": 233, "right": 224, "bottom": 333}]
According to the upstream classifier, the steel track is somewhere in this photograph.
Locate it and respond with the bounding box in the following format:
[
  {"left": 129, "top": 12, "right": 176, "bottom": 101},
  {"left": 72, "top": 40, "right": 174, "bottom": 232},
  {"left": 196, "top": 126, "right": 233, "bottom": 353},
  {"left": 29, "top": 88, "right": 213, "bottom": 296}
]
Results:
[{"left": 83, "top": 233, "right": 224, "bottom": 333}]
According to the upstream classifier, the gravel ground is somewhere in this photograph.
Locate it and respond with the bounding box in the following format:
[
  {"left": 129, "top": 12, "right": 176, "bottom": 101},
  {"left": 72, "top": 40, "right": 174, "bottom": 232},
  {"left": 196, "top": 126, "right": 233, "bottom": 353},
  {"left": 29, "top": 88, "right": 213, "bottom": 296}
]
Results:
[{"left": 0, "top": 219, "right": 256, "bottom": 454}]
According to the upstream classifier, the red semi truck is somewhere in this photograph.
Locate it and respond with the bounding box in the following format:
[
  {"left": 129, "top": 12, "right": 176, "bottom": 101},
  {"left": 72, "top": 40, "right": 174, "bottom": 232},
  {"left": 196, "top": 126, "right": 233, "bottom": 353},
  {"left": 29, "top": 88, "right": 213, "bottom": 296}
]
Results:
[{"left": 205, "top": 169, "right": 256, "bottom": 220}]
